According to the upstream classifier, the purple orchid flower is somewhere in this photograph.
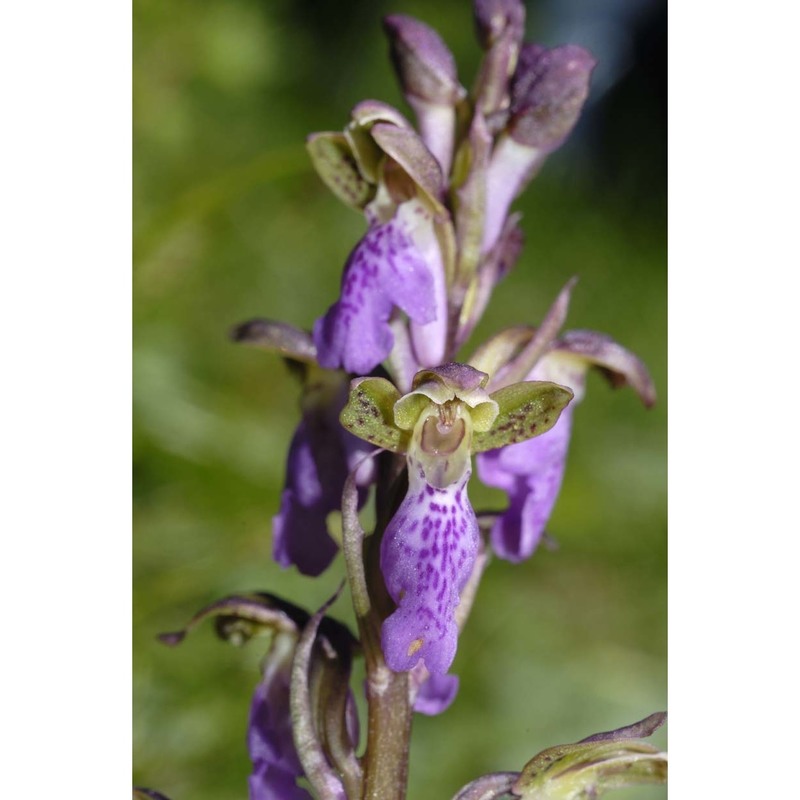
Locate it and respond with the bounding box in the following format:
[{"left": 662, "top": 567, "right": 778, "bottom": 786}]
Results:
[
  {"left": 477, "top": 330, "right": 655, "bottom": 562},
  {"left": 308, "top": 103, "right": 451, "bottom": 378},
  {"left": 340, "top": 363, "right": 573, "bottom": 675},
  {"left": 378, "top": 365, "right": 500, "bottom": 675},
  {"left": 375, "top": 366, "right": 491, "bottom": 674},
  {"left": 247, "top": 634, "right": 311, "bottom": 800},
  {"left": 273, "top": 369, "right": 374, "bottom": 577},
  {"left": 313, "top": 200, "right": 441, "bottom": 376},
  {"left": 230, "top": 320, "right": 378, "bottom": 578}
]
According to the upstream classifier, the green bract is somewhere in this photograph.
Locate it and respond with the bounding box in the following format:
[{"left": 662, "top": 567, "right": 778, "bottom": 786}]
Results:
[{"left": 512, "top": 712, "right": 667, "bottom": 800}]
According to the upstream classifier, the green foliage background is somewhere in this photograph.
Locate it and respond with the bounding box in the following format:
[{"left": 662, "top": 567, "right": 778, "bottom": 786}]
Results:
[{"left": 133, "top": 1, "right": 666, "bottom": 797}]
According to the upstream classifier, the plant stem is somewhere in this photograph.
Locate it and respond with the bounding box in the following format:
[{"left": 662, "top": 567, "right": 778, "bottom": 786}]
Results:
[
  {"left": 360, "top": 453, "right": 412, "bottom": 799},
  {"left": 362, "top": 664, "right": 412, "bottom": 800}
]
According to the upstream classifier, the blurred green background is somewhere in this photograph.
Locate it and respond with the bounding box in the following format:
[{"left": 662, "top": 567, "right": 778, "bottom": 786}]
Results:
[{"left": 133, "top": 1, "right": 666, "bottom": 798}]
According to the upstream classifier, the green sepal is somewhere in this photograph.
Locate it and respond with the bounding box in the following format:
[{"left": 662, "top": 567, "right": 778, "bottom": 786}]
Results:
[
  {"left": 512, "top": 712, "right": 667, "bottom": 800},
  {"left": 306, "top": 131, "right": 375, "bottom": 210},
  {"left": 340, "top": 377, "right": 407, "bottom": 452},
  {"left": 471, "top": 381, "right": 573, "bottom": 453}
]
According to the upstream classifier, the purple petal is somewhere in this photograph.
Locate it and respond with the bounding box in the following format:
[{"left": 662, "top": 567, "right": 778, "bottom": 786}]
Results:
[
  {"left": 472, "top": 0, "right": 526, "bottom": 116},
  {"left": 413, "top": 672, "right": 460, "bottom": 715},
  {"left": 249, "top": 764, "right": 311, "bottom": 800},
  {"left": 475, "top": 330, "right": 653, "bottom": 562},
  {"left": 482, "top": 135, "right": 541, "bottom": 252},
  {"left": 380, "top": 462, "right": 478, "bottom": 674},
  {"left": 314, "top": 214, "right": 437, "bottom": 374},
  {"left": 477, "top": 407, "right": 573, "bottom": 561},
  {"left": 272, "top": 422, "right": 340, "bottom": 577},
  {"left": 555, "top": 329, "right": 656, "bottom": 407},
  {"left": 407, "top": 210, "right": 447, "bottom": 368},
  {"left": 273, "top": 416, "right": 373, "bottom": 577},
  {"left": 247, "top": 643, "right": 310, "bottom": 800},
  {"left": 382, "top": 15, "right": 464, "bottom": 174}
]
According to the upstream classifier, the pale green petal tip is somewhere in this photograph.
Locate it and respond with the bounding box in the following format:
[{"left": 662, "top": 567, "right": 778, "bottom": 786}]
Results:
[
  {"left": 394, "top": 392, "right": 434, "bottom": 430},
  {"left": 468, "top": 399, "right": 499, "bottom": 432}
]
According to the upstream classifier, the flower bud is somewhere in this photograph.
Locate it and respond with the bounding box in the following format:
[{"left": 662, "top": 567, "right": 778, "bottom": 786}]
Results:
[
  {"left": 482, "top": 44, "right": 595, "bottom": 252},
  {"left": 384, "top": 14, "right": 464, "bottom": 106},
  {"left": 508, "top": 43, "right": 596, "bottom": 151},
  {"left": 383, "top": 14, "right": 466, "bottom": 176}
]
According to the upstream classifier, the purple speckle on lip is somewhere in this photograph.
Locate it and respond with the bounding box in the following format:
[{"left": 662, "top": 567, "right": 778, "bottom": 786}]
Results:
[{"left": 380, "top": 465, "right": 478, "bottom": 675}]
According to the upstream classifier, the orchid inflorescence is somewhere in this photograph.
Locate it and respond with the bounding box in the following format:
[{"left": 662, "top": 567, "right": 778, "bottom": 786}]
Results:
[{"left": 140, "top": 2, "right": 667, "bottom": 799}]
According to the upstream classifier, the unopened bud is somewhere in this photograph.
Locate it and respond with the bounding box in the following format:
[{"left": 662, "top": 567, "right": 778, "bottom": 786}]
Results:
[
  {"left": 384, "top": 14, "right": 465, "bottom": 105},
  {"left": 383, "top": 14, "right": 465, "bottom": 175},
  {"left": 508, "top": 43, "right": 596, "bottom": 151}
]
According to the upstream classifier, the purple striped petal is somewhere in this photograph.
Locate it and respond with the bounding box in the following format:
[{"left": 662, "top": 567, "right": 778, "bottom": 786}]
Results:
[
  {"left": 313, "top": 211, "right": 438, "bottom": 375},
  {"left": 381, "top": 460, "right": 479, "bottom": 675}
]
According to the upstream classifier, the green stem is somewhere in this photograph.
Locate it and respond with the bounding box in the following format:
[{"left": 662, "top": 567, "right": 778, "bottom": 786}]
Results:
[
  {"left": 362, "top": 664, "right": 412, "bottom": 800},
  {"left": 360, "top": 454, "right": 413, "bottom": 799}
]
